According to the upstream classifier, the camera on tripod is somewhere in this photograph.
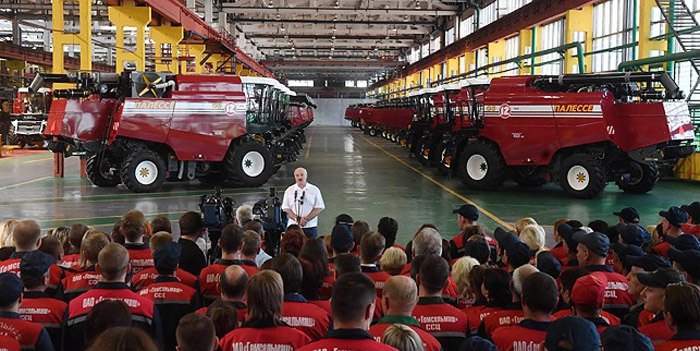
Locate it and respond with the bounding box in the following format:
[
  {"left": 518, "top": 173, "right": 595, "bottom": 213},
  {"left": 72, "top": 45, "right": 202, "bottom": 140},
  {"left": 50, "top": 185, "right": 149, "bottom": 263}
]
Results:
[
  {"left": 198, "top": 187, "right": 234, "bottom": 263},
  {"left": 253, "top": 187, "right": 287, "bottom": 256}
]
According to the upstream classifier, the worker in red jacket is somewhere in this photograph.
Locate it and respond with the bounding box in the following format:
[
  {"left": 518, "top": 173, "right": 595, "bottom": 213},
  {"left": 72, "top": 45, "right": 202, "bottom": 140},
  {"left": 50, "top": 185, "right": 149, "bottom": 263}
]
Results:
[
  {"left": 369, "top": 276, "right": 442, "bottom": 351},
  {"left": 569, "top": 272, "right": 619, "bottom": 334},
  {"left": 18, "top": 251, "right": 67, "bottom": 350},
  {"left": 138, "top": 242, "right": 198, "bottom": 351},
  {"left": 359, "top": 232, "right": 392, "bottom": 297},
  {"left": 130, "top": 232, "right": 197, "bottom": 291},
  {"left": 492, "top": 272, "right": 559, "bottom": 351},
  {"left": 298, "top": 272, "right": 397, "bottom": 351},
  {"left": 573, "top": 230, "right": 634, "bottom": 318},
  {"left": 412, "top": 255, "right": 468, "bottom": 350},
  {"left": 656, "top": 282, "right": 700, "bottom": 350},
  {"left": 636, "top": 267, "right": 687, "bottom": 344},
  {"left": 63, "top": 243, "right": 163, "bottom": 350},
  {"left": 0, "top": 273, "right": 53, "bottom": 351},
  {"left": 654, "top": 207, "right": 689, "bottom": 258},
  {"left": 120, "top": 210, "right": 154, "bottom": 274},
  {"left": 195, "top": 265, "right": 248, "bottom": 324},
  {"left": 59, "top": 231, "right": 110, "bottom": 302},
  {"left": 219, "top": 270, "right": 311, "bottom": 350}
]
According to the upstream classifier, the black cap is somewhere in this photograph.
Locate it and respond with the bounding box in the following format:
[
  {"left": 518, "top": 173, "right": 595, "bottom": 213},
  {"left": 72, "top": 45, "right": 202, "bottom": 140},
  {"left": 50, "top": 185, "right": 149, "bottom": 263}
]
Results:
[
  {"left": 665, "top": 233, "right": 700, "bottom": 251},
  {"left": 681, "top": 202, "right": 700, "bottom": 220},
  {"left": 622, "top": 253, "right": 671, "bottom": 272},
  {"left": 536, "top": 251, "right": 562, "bottom": 279},
  {"left": 154, "top": 242, "right": 181, "bottom": 275},
  {"left": 619, "top": 224, "right": 650, "bottom": 247},
  {"left": 613, "top": 207, "right": 640, "bottom": 224},
  {"left": 545, "top": 316, "right": 600, "bottom": 351},
  {"left": 464, "top": 240, "right": 490, "bottom": 264},
  {"left": 494, "top": 227, "right": 519, "bottom": 252},
  {"left": 331, "top": 223, "right": 354, "bottom": 253},
  {"left": 636, "top": 267, "right": 685, "bottom": 288},
  {"left": 0, "top": 273, "right": 23, "bottom": 307},
  {"left": 612, "top": 242, "right": 645, "bottom": 265},
  {"left": 558, "top": 224, "right": 578, "bottom": 253},
  {"left": 453, "top": 204, "right": 479, "bottom": 221},
  {"left": 601, "top": 325, "right": 653, "bottom": 351},
  {"left": 659, "top": 206, "right": 689, "bottom": 227},
  {"left": 668, "top": 248, "right": 700, "bottom": 279},
  {"left": 458, "top": 336, "right": 496, "bottom": 351},
  {"left": 20, "top": 251, "right": 55, "bottom": 278},
  {"left": 573, "top": 231, "right": 610, "bottom": 257},
  {"left": 505, "top": 241, "right": 531, "bottom": 269}
]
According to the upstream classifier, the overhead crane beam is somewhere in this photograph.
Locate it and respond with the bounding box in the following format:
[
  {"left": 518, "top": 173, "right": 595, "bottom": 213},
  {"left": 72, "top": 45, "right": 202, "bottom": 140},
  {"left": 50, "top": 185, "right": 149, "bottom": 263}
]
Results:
[{"left": 220, "top": 6, "right": 457, "bottom": 16}]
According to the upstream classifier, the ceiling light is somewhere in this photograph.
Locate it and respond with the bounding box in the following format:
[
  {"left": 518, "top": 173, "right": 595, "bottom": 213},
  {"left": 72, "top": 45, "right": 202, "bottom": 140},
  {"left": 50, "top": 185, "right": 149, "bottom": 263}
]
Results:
[
  {"left": 280, "top": 25, "right": 285, "bottom": 31},
  {"left": 331, "top": 47, "right": 334, "bottom": 51},
  {"left": 415, "top": 1, "right": 420, "bottom": 9}
]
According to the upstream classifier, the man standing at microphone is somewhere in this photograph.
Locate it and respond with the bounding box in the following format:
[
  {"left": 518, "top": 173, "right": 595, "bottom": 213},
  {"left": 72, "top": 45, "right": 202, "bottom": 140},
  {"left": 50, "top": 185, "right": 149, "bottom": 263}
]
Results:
[{"left": 282, "top": 167, "right": 325, "bottom": 239}]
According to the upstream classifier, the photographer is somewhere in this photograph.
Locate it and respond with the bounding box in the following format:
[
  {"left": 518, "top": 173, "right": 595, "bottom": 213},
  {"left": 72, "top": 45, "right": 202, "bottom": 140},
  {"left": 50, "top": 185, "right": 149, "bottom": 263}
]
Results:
[{"left": 282, "top": 168, "right": 325, "bottom": 239}]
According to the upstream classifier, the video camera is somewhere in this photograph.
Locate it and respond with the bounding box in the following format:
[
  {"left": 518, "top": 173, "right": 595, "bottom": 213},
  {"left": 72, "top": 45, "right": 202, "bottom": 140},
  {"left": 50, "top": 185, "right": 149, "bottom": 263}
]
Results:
[
  {"left": 198, "top": 187, "right": 234, "bottom": 263},
  {"left": 253, "top": 187, "right": 288, "bottom": 256}
]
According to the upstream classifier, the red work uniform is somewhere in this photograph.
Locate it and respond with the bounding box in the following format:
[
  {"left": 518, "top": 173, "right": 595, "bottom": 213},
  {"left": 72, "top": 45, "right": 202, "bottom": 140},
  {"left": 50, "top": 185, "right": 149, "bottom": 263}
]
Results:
[
  {"left": 492, "top": 319, "right": 551, "bottom": 351},
  {"left": 361, "top": 264, "right": 391, "bottom": 297},
  {"left": 123, "top": 243, "right": 154, "bottom": 273},
  {"left": 0, "top": 335, "right": 20, "bottom": 351},
  {"left": 281, "top": 293, "right": 331, "bottom": 341},
  {"left": 219, "top": 321, "right": 311, "bottom": 350},
  {"left": 59, "top": 253, "right": 80, "bottom": 270},
  {"left": 139, "top": 276, "right": 198, "bottom": 351},
  {"left": 412, "top": 296, "right": 468, "bottom": 350},
  {"left": 198, "top": 259, "right": 260, "bottom": 303},
  {"left": 196, "top": 300, "right": 247, "bottom": 325},
  {"left": 0, "top": 311, "right": 53, "bottom": 351},
  {"left": 369, "top": 315, "right": 442, "bottom": 351},
  {"left": 655, "top": 330, "right": 700, "bottom": 351},
  {"left": 586, "top": 265, "right": 634, "bottom": 318},
  {"left": 131, "top": 267, "right": 197, "bottom": 291},
  {"left": 449, "top": 233, "right": 497, "bottom": 260},
  {"left": 298, "top": 328, "right": 398, "bottom": 351},
  {"left": 478, "top": 303, "right": 524, "bottom": 339},
  {"left": 319, "top": 274, "right": 334, "bottom": 300},
  {"left": 464, "top": 304, "right": 502, "bottom": 334},
  {"left": 59, "top": 265, "right": 100, "bottom": 302},
  {"left": 553, "top": 309, "right": 620, "bottom": 326},
  {"left": 64, "top": 282, "right": 163, "bottom": 350},
  {"left": 653, "top": 241, "right": 673, "bottom": 258},
  {"left": 550, "top": 243, "right": 567, "bottom": 264},
  {"left": 0, "top": 252, "right": 65, "bottom": 297},
  {"left": 18, "top": 291, "right": 67, "bottom": 350},
  {"left": 639, "top": 314, "right": 674, "bottom": 344}
]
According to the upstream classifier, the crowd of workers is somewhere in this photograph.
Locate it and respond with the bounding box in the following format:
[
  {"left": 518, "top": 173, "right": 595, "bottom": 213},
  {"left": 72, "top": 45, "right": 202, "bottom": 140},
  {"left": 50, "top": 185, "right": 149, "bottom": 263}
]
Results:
[{"left": 0, "top": 200, "right": 699, "bottom": 351}]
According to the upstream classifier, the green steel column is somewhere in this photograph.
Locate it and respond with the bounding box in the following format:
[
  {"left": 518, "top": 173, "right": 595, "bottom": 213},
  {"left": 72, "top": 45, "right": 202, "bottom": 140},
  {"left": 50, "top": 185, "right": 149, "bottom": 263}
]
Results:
[
  {"left": 576, "top": 42, "right": 585, "bottom": 73},
  {"left": 632, "top": 0, "right": 638, "bottom": 60},
  {"left": 531, "top": 26, "right": 537, "bottom": 75},
  {"left": 668, "top": 0, "right": 676, "bottom": 75}
]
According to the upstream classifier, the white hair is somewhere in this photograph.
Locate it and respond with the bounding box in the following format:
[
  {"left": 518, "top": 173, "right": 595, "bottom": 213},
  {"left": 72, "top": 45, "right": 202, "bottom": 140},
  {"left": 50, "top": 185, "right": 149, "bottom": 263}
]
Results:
[
  {"left": 413, "top": 227, "right": 442, "bottom": 257},
  {"left": 512, "top": 264, "right": 539, "bottom": 295},
  {"left": 235, "top": 204, "right": 254, "bottom": 225}
]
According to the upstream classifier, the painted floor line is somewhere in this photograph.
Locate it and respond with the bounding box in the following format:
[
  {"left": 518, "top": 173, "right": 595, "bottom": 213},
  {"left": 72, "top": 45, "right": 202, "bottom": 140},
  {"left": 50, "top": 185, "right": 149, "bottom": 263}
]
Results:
[
  {"left": 0, "top": 176, "right": 53, "bottom": 192},
  {"left": 23, "top": 157, "right": 53, "bottom": 164},
  {"left": 360, "top": 134, "right": 515, "bottom": 232}
]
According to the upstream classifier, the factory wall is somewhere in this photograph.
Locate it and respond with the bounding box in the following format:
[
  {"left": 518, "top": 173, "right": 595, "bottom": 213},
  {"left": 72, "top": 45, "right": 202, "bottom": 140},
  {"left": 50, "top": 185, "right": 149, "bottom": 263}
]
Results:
[{"left": 312, "top": 98, "right": 375, "bottom": 126}]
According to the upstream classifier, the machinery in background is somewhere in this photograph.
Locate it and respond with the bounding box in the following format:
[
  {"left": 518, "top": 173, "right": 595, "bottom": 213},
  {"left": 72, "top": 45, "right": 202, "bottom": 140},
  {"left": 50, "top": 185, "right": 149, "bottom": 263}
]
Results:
[
  {"left": 8, "top": 87, "right": 52, "bottom": 148},
  {"left": 38, "top": 71, "right": 312, "bottom": 193}
]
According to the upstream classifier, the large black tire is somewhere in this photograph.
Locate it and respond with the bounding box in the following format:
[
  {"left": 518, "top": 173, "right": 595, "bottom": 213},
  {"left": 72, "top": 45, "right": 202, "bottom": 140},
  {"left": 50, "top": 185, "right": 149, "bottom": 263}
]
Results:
[
  {"left": 224, "top": 141, "right": 274, "bottom": 187},
  {"left": 559, "top": 153, "right": 606, "bottom": 199},
  {"left": 417, "top": 138, "right": 434, "bottom": 166},
  {"left": 86, "top": 153, "right": 121, "bottom": 187},
  {"left": 368, "top": 128, "right": 378, "bottom": 137},
  {"left": 437, "top": 144, "right": 452, "bottom": 176},
  {"left": 457, "top": 140, "right": 507, "bottom": 190},
  {"left": 120, "top": 148, "right": 167, "bottom": 193},
  {"left": 616, "top": 162, "right": 659, "bottom": 194}
]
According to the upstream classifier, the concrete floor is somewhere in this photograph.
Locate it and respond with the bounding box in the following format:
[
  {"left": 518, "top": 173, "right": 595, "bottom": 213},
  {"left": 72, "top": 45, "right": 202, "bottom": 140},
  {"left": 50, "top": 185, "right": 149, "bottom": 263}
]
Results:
[{"left": 1, "top": 126, "right": 698, "bottom": 246}]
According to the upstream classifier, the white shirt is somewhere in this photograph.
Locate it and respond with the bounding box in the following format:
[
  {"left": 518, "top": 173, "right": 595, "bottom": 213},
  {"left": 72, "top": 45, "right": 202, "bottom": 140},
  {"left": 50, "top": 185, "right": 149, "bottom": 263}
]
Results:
[{"left": 282, "top": 182, "right": 325, "bottom": 228}]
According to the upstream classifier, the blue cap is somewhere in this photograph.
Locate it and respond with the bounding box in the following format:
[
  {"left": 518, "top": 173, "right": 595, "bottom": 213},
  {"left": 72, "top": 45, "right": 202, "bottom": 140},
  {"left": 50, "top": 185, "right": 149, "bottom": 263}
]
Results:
[
  {"left": 545, "top": 316, "right": 600, "bottom": 351},
  {"left": 619, "top": 225, "right": 650, "bottom": 247},
  {"left": 668, "top": 248, "right": 700, "bottom": 279},
  {"left": 453, "top": 204, "right": 479, "bottom": 221},
  {"left": 659, "top": 206, "right": 689, "bottom": 227},
  {"left": 20, "top": 251, "right": 55, "bottom": 278},
  {"left": 463, "top": 240, "right": 490, "bottom": 264},
  {"left": 573, "top": 231, "right": 610, "bottom": 257},
  {"left": 601, "top": 325, "right": 653, "bottom": 351},
  {"left": 536, "top": 251, "right": 562, "bottom": 279},
  {"left": 330, "top": 223, "right": 354, "bottom": 253},
  {"left": 494, "top": 227, "right": 519, "bottom": 252},
  {"left": 154, "top": 242, "right": 181, "bottom": 275},
  {"left": 622, "top": 253, "right": 671, "bottom": 272},
  {"left": 636, "top": 267, "right": 686, "bottom": 288},
  {"left": 612, "top": 242, "right": 645, "bottom": 264},
  {"left": 666, "top": 234, "right": 700, "bottom": 251},
  {"left": 505, "top": 241, "right": 531, "bottom": 269},
  {"left": 613, "top": 207, "right": 640, "bottom": 224},
  {"left": 0, "top": 273, "right": 23, "bottom": 307},
  {"left": 457, "top": 336, "right": 497, "bottom": 351},
  {"left": 681, "top": 202, "right": 700, "bottom": 220}
]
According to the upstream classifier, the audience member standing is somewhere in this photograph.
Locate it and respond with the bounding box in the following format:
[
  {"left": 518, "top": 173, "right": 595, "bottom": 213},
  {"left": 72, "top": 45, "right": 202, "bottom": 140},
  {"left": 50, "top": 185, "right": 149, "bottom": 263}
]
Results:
[
  {"left": 282, "top": 167, "right": 325, "bottom": 239},
  {"left": 177, "top": 211, "right": 208, "bottom": 276}
]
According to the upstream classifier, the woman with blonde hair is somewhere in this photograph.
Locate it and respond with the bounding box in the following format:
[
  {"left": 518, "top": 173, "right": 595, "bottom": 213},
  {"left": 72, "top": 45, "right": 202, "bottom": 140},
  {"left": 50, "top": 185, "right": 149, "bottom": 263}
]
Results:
[
  {"left": 519, "top": 224, "right": 547, "bottom": 256},
  {"left": 379, "top": 247, "right": 407, "bottom": 276},
  {"left": 451, "top": 256, "right": 480, "bottom": 308},
  {"left": 0, "top": 219, "right": 18, "bottom": 260},
  {"left": 382, "top": 324, "right": 425, "bottom": 351},
  {"left": 515, "top": 217, "right": 538, "bottom": 235}
]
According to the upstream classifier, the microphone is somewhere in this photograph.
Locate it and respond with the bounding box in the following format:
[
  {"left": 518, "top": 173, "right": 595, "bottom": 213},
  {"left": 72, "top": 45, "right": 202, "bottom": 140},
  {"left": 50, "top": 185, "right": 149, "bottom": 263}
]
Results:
[
  {"left": 294, "top": 190, "right": 298, "bottom": 200},
  {"left": 299, "top": 191, "right": 305, "bottom": 205}
]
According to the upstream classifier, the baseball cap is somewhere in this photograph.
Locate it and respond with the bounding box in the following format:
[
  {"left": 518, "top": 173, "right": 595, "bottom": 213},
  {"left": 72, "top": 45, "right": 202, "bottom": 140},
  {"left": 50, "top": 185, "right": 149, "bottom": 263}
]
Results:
[
  {"left": 505, "top": 241, "right": 531, "bottom": 269},
  {"left": 20, "top": 251, "right": 55, "bottom": 278},
  {"left": 453, "top": 204, "right": 479, "bottom": 221},
  {"left": 0, "top": 273, "right": 23, "bottom": 307},
  {"left": 536, "top": 251, "right": 562, "bottom": 279},
  {"left": 665, "top": 233, "right": 700, "bottom": 251},
  {"left": 545, "top": 316, "right": 600, "bottom": 351},
  {"left": 681, "top": 201, "right": 700, "bottom": 220},
  {"left": 668, "top": 248, "right": 700, "bottom": 279},
  {"left": 557, "top": 223, "right": 579, "bottom": 253},
  {"left": 571, "top": 272, "right": 607, "bottom": 308},
  {"left": 622, "top": 253, "right": 671, "bottom": 272},
  {"left": 613, "top": 207, "right": 640, "bottom": 224},
  {"left": 493, "top": 227, "right": 519, "bottom": 252},
  {"left": 330, "top": 223, "right": 354, "bottom": 253},
  {"left": 601, "top": 325, "right": 653, "bottom": 351},
  {"left": 464, "top": 240, "right": 490, "bottom": 264},
  {"left": 659, "top": 206, "right": 689, "bottom": 227},
  {"left": 612, "top": 242, "right": 645, "bottom": 266},
  {"left": 636, "top": 267, "right": 685, "bottom": 288},
  {"left": 154, "top": 242, "right": 181, "bottom": 274},
  {"left": 619, "top": 224, "right": 650, "bottom": 247},
  {"left": 573, "top": 231, "right": 610, "bottom": 257}
]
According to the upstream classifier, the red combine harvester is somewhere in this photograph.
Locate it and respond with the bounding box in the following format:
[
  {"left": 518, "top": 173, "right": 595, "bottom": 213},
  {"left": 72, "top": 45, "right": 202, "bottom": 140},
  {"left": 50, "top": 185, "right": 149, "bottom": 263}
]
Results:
[
  {"left": 362, "top": 98, "right": 414, "bottom": 144},
  {"left": 359, "top": 72, "right": 696, "bottom": 198},
  {"left": 288, "top": 93, "right": 316, "bottom": 129},
  {"left": 39, "top": 71, "right": 307, "bottom": 193},
  {"left": 344, "top": 103, "right": 368, "bottom": 128}
]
